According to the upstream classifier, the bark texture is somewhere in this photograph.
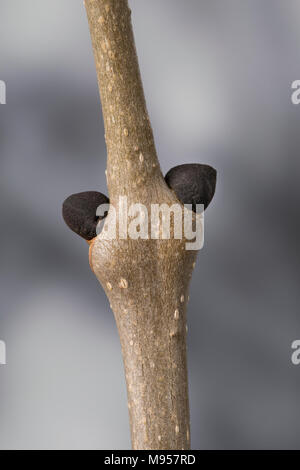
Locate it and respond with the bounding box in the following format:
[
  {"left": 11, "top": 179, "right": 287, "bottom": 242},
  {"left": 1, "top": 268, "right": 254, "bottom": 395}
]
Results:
[{"left": 85, "top": 0, "right": 199, "bottom": 450}]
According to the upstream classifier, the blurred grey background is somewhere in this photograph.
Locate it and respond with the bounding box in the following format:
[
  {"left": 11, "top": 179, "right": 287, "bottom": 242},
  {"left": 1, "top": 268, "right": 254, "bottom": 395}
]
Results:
[{"left": 0, "top": 0, "right": 300, "bottom": 449}]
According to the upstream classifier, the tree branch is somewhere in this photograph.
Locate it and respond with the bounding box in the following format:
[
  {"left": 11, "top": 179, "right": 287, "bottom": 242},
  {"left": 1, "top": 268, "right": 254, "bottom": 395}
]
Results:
[
  {"left": 75, "top": 0, "right": 216, "bottom": 451},
  {"left": 85, "top": 0, "right": 162, "bottom": 204}
]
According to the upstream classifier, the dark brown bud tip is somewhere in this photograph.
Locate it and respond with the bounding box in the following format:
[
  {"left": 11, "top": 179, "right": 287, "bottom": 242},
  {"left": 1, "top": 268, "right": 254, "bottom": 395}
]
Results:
[
  {"left": 62, "top": 191, "right": 109, "bottom": 240},
  {"left": 165, "top": 164, "right": 217, "bottom": 212}
]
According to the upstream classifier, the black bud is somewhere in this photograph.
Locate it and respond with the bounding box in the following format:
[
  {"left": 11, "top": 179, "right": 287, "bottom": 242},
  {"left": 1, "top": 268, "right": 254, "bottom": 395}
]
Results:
[
  {"left": 165, "top": 164, "right": 217, "bottom": 211},
  {"left": 62, "top": 191, "right": 109, "bottom": 240}
]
